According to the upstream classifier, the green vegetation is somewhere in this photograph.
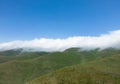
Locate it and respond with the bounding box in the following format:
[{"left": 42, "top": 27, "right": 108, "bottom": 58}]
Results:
[
  {"left": 28, "top": 54, "right": 120, "bottom": 84},
  {"left": 0, "top": 48, "right": 120, "bottom": 84}
]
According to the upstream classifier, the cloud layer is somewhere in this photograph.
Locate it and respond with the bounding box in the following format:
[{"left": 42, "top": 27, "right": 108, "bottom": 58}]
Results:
[{"left": 0, "top": 30, "right": 120, "bottom": 52}]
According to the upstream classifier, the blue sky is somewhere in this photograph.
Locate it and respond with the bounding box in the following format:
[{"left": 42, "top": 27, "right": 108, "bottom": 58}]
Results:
[{"left": 0, "top": 0, "right": 120, "bottom": 42}]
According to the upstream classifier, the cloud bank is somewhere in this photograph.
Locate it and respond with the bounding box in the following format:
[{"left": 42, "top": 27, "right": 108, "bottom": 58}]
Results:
[{"left": 0, "top": 30, "right": 120, "bottom": 52}]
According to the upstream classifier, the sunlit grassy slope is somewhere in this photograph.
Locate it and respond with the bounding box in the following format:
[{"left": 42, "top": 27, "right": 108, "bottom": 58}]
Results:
[
  {"left": 27, "top": 54, "right": 120, "bottom": 84},
  {"left": 0, "top": 48, "right": 120, "bottom": 84}
]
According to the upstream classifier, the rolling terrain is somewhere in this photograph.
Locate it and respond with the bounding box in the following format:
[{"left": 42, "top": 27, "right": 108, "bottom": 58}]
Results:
[
  {"left": 0, "top": 48, "right": 120, "bottom": 84},
  {"left": 28, "top": 53, "right": 120, "bottom": 84}
]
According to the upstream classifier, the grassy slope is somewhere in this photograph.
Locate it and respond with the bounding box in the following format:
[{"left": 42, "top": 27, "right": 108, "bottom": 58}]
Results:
[
  {"left": 0, "top": 49, "right": 24, "bottom": 63},
  {"left": 0, "top": 50, "right": 48, "bottom": 63},
  {"left": 0, "top": 52, "right": 49, "bottom": 84},
  {"left": 0, "top": 48, "right": 120, "bottom": 84},
  {"left": 27, "top": 54, "right": 120, "bottom": 84}
]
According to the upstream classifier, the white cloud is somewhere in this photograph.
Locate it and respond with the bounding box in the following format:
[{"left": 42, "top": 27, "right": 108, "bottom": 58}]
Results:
[{"left": 0, "top": 30, "right": 120, "bottom": 52}]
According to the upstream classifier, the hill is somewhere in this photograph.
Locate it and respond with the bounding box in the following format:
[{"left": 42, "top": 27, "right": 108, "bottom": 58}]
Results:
[
  {"left": 0, "top": 48, "right": 120, "bottom": 84},
  {"left": 27, "top": 54, "right": 120, "bottom": 84}
]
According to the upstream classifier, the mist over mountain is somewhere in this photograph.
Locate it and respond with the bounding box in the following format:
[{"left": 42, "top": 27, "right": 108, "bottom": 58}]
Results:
[
  {"left": 1, "top": 0, "right": 120, "bottom": 84},
  {"left": 0, "top": 30, "right": 120, "bottom": 52}
]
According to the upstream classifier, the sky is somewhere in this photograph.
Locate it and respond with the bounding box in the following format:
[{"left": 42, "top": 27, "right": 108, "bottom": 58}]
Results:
[
  {"left": 0, "top": 0, "right": 120, "bottom": 42},
  {"left": 0, "top": 0, "right": 120, "bottom": 51}
]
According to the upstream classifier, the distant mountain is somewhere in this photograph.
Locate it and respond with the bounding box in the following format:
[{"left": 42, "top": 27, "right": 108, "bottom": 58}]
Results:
[
  {"left": 0, "top": 48, "right": 120, "bottom": 84},
  {"left": 0, "top": 48, "right": 23, "bottom": 56}
]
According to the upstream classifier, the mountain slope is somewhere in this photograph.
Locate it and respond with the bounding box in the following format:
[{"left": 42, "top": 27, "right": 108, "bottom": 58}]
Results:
[
  {"left": 27, "top": 54, "right": 120, "bottom": 84},
  {"left": 0, "top": 48, "right": 120, "bottom": 84}
]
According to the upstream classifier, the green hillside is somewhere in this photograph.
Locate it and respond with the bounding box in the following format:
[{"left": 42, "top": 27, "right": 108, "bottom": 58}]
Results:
[
  {"left": 0, "top": 49, "right": 23, "bottom": 57},
  {"left": 27, "top": 54, "right": 120, "bottom": 84},
  {"left": 0, "top": 48, "right": 120, "bottom": 84}
]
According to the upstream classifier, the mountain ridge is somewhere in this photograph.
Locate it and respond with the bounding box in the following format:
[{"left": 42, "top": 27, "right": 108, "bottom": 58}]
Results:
[{"left": 0, "top": 48, "right": 120, "bottom": 84}]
